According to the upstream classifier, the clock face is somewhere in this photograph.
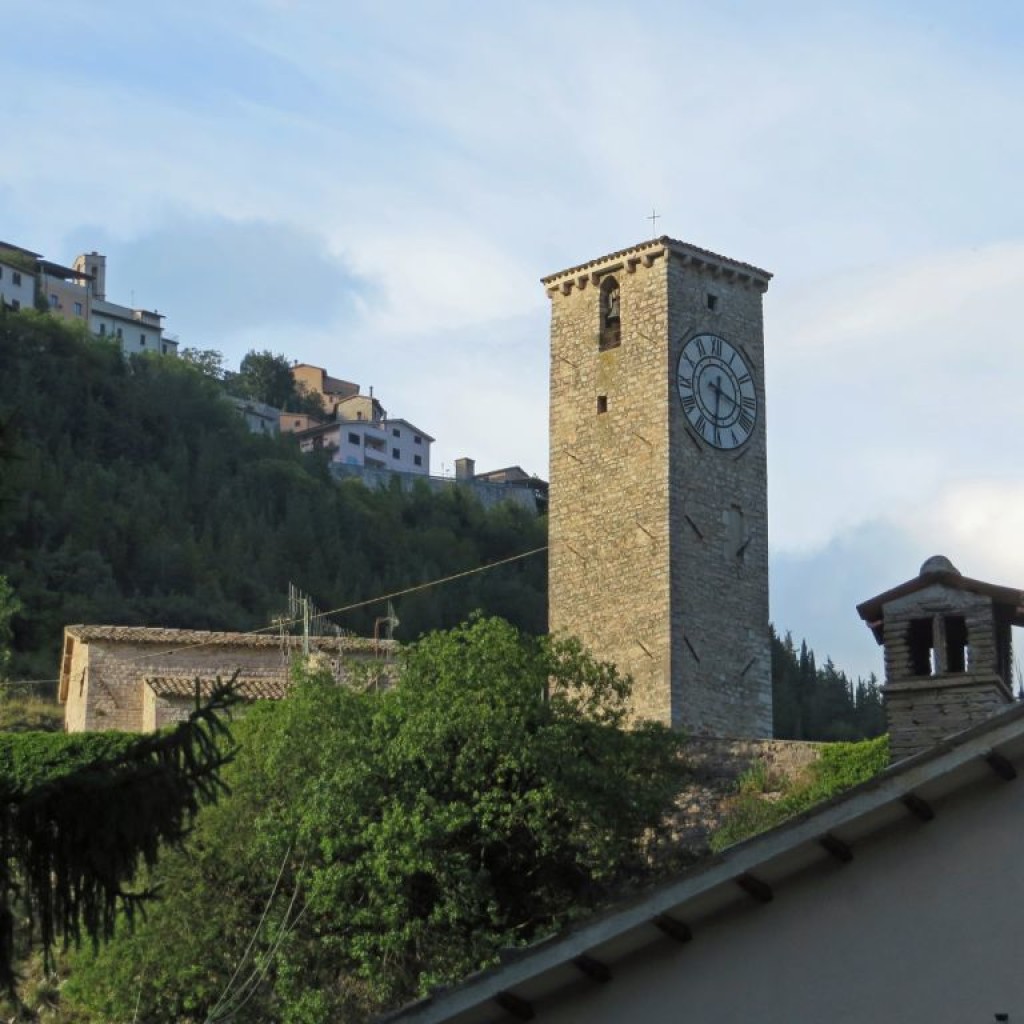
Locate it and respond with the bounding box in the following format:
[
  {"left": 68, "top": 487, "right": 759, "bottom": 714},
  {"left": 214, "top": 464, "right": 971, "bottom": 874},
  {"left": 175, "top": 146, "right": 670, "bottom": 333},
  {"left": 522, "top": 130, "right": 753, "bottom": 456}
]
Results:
[{"left": 676, "top": 334, "right": 757, "bottom": 450}]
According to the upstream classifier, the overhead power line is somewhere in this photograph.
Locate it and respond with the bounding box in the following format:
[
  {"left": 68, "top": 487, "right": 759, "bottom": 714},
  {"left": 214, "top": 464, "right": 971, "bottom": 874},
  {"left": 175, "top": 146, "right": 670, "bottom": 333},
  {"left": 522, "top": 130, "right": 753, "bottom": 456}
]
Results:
[
  {"left": 122, "top": 544, "right": 549, "bottom": 666},
  {"left": 317, "top": 544, "right": 548, "bottom": 617}
]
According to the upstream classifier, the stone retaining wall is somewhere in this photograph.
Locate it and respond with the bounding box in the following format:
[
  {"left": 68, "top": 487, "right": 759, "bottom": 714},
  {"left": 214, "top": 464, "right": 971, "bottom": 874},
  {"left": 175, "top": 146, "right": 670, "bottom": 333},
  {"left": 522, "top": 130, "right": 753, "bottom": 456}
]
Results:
[{"left": 670, "top": 736, "right": 822, "bottom": 857}]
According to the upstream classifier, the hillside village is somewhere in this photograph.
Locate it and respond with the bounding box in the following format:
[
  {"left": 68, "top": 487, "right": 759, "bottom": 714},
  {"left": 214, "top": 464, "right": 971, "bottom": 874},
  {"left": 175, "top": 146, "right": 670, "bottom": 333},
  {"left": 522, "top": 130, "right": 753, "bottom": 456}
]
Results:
[
  {"left": 0, "top": 238, "right": 548, "bottom": 515},
  {"left": 1, "top": 231, "right": 1023, "bottom": 1023},
  {"left": 0, "top": 240, "right": 177, "bottom": 356}
]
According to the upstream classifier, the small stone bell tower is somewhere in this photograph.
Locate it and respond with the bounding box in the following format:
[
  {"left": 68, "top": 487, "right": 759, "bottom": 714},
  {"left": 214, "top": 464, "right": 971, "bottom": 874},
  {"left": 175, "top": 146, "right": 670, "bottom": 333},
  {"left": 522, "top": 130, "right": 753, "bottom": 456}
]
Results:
[{"left": 857, "top": 556, "right": 1023, "bottom": 763}]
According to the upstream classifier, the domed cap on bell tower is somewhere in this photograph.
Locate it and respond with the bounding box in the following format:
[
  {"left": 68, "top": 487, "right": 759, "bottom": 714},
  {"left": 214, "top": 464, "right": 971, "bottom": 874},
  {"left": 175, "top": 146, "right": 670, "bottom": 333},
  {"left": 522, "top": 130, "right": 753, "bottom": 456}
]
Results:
[{"left": 920, "top": 555, "right": 960, "bottom": 577}]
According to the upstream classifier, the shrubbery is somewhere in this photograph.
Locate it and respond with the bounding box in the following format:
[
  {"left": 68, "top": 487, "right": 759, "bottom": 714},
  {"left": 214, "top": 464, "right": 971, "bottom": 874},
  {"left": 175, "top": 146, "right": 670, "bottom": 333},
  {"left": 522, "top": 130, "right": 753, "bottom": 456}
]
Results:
[{"left": 711, "top": 735, "right": 889, "bottom": 852}]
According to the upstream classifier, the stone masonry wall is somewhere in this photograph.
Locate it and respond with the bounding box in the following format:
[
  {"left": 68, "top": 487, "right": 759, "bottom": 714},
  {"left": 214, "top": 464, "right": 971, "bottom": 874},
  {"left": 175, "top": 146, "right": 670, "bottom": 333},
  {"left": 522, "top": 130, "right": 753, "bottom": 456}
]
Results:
[
  {"left": 670, "top": 736, "right": 821, "bottom": 857},
  {"left": 548, "top": 252, "right": 673, "bottom": 724},
  {"left": 82, "top": 640, "right": 296, "bottom": 732},
  {"left": 666, "top": 252, "right": 771, "bottom": 737},
  {"left": 880, "top": 583, "right": 1014, "bottom": 761},
  {"left": 147, "top": 689, "right": 245, "bottom": 731},
  {"left": 885, "top": 677, "right": 1013, "bottom": 763},
  {"left": 71, "top": 638, "right": 390, "bottom": 733},
  {"left": 881, "top": 584, "right": 1000, "bottom": 682}
]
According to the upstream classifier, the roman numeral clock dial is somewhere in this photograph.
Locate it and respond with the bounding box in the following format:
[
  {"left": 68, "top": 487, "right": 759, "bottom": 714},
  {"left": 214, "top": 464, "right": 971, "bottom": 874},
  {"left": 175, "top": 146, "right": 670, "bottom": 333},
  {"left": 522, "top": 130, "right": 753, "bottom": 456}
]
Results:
[{"left": 676, "top": 334, "right": 757, "bottom": 449}]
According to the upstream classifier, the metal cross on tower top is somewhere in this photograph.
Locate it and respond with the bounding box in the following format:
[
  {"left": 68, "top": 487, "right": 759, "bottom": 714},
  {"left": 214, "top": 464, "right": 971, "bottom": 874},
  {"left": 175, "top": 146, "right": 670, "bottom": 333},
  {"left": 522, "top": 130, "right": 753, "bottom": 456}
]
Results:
[{"left": 648, "top": 208, "right": 661, "bottom": 236}]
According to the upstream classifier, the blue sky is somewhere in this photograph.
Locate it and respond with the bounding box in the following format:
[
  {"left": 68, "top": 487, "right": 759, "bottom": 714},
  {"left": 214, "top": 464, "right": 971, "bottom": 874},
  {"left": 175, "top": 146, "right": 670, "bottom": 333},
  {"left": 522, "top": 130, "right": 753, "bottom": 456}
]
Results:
[{"left": 5, "top": 1, "right": 1024, "bottom": 681}]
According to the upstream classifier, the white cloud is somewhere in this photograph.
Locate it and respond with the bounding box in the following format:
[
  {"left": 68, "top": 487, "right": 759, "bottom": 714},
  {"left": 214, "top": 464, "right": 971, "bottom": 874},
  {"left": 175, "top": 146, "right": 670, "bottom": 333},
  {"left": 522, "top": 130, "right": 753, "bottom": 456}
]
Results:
[
  {"left": 769, "top": 242, "right": 1024, "bottom": 553},
  {"left": 781, "top": 243, "right": 1024, "bottom": 355},
  {"left": 900, "top": 480, "right": 1024, "bottom": 586},
  {"left": 771, "top": 518, "right": 914, "bottom": 682},
  {"left": 347, "top": 225, "right": 538, "bottom": 338}
]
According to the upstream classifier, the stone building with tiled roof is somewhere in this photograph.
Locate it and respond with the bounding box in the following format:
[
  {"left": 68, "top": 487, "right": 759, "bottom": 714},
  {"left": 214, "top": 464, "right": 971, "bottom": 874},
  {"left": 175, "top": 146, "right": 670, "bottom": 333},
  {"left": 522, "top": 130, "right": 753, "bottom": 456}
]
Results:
[{"left": 59, "top": 625, "right": 394, "bottom": 733}]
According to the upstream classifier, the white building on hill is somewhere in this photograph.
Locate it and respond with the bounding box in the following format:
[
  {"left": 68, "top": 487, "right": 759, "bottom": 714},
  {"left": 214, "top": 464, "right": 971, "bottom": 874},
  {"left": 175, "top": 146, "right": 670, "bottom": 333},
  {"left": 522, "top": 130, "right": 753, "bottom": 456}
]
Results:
[
  {"left": 0, "top": 241, "right": 178, "bottom": 356},
  {"left": 0, "top": 242, "right": 38, "bottom": 311}
]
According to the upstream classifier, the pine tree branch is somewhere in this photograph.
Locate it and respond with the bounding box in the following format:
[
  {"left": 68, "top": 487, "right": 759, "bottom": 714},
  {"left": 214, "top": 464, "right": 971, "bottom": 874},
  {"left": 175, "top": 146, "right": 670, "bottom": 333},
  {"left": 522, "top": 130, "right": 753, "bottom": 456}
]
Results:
[{"left": 0, "top": 678, "right": 240, "bottom": 990}]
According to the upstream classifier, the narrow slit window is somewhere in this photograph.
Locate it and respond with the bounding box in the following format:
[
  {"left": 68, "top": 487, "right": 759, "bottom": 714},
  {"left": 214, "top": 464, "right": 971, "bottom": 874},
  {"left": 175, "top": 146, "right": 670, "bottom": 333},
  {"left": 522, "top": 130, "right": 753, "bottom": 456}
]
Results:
[{"left": 597, "top": 395, "right": 608, "bottom": 415}]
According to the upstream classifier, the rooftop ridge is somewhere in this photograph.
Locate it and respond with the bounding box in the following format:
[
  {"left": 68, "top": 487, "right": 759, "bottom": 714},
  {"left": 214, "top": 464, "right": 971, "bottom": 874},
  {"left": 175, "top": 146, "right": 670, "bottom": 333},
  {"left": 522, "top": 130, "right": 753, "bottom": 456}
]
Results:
[
  {"left": 541, "top": 235, "right": 772, "bottom": 286},
  {"left": 64, "top": 624, "right": 390, "bottom": 651}
]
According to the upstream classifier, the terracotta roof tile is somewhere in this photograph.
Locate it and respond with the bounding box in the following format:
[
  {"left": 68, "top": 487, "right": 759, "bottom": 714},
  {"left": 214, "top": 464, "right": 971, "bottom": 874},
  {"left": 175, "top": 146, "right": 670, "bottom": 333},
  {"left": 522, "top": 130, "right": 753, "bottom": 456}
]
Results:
[{"left": 64, "top": 624, "right": 391, "bottom": 654}]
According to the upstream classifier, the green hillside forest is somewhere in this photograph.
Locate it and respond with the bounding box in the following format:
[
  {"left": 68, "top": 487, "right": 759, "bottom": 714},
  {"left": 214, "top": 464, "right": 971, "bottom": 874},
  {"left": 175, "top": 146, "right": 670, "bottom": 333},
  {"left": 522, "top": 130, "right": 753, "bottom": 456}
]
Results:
[{"left": 0, "top": 309, "right": 546, "bottom": 681}]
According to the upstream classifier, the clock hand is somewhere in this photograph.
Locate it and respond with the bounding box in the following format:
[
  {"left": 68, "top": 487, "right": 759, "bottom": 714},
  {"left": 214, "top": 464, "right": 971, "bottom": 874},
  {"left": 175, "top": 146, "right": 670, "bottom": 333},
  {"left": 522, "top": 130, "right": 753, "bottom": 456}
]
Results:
[{"left": 709, "top": 377, "right": 738, "bottom": 411}]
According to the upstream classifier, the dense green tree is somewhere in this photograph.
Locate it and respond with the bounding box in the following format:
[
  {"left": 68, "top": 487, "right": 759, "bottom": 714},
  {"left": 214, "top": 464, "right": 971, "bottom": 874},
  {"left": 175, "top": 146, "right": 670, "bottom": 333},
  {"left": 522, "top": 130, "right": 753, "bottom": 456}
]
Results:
[
  {"left": 226, "top": 349, "right": 323, "bottom": 414},
  {"left": 0, "top": 412, "right": 238, "bottom": 1000},
  {"left": 231, "top": 349, "right": 296, "bottom": 408},
  {"left": 178, "top": 346, "right": 226, "bottom": 378},
  {"left": 854, "top": 675, "right": 886, "bottom": 735},
  {"left": 0, "top": 685, "right": 236, "bottom": 1002},
  {"left": 64, "top": 618, "right": 689, "bottom": 1023},
  {"left": 290, "top": 382, "right": 327, "bottom": 416}
]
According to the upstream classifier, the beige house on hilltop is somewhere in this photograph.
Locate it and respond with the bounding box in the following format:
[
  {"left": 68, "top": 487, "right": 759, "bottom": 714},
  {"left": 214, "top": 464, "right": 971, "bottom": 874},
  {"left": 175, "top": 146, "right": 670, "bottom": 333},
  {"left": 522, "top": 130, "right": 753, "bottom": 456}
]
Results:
[
  {"left": 0, "top": 240, "right": 178, "bottom": 355},
  {"left": 59, "top": 625, "right": 393, "bottom": 733},
  {"left": 291, "top": 363, "right": 360, "bottom": 411}
]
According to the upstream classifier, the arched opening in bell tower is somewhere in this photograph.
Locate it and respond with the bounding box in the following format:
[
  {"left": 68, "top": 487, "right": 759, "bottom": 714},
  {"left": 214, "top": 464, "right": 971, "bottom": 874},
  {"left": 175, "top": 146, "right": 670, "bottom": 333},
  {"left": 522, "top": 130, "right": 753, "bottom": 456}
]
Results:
[{"left": 599, "top": 276, "right": 621, "bottom": 351}]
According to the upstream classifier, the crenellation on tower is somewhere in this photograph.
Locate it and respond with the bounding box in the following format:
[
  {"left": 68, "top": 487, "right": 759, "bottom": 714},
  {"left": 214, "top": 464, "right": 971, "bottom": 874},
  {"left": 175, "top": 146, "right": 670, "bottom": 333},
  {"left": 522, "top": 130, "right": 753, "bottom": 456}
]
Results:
[{"left": 546, "top": 236, "right": 772, "bottom": 737}]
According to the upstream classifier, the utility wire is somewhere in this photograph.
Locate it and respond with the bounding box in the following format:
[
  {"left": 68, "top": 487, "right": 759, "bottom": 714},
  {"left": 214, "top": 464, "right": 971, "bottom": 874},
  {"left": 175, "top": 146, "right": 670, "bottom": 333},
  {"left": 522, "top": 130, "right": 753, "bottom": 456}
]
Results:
[
  {"left": 41, "top": 544, "right": 548, "bottom": 690},
  {"left": 129, "top": 544, "right": 548, "bottom": 665},
  {"left": 204, "top": 843, "right": 295, "bottom": 1024},
  {"left": 207, "top": 894, "right": 308, "bottom": 1022},
  {"left": 318, "top": 544, "right": 548, "bottom": 617}
]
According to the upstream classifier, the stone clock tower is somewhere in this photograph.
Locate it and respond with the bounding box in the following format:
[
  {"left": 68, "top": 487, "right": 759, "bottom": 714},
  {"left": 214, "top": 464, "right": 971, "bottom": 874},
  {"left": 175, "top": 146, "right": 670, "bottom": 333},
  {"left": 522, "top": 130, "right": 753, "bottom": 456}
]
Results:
[{"left": 544, "top": 236, "right": 772, "bottom": 736}]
